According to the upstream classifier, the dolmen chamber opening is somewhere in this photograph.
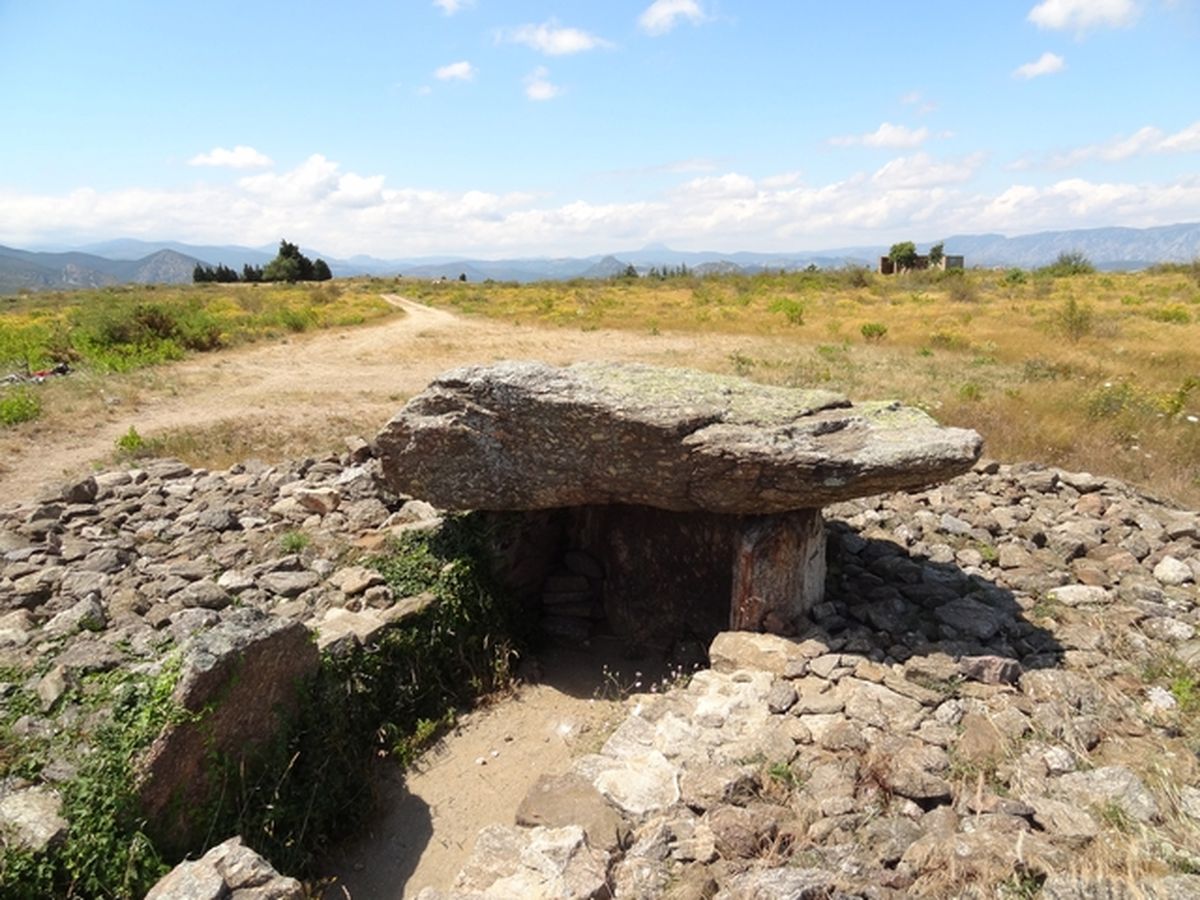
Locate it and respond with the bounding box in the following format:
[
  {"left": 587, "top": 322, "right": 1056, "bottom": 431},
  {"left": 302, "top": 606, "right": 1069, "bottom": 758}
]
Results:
[{"left": 376, "top": 361, "right": 982, "bottom": 647}]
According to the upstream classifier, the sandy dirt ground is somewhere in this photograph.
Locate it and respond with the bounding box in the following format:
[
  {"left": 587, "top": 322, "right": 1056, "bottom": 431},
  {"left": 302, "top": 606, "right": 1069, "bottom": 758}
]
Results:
[
  {"left": 318, "top": 639, "right": 668, "bottom": 899},
  {"left": 0, "top": 295, "right": 787, "bottom": 503}
]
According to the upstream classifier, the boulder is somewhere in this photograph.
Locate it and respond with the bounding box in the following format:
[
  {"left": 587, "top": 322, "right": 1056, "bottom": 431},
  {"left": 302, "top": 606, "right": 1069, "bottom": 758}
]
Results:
[
  {"left": 376, "top": 361, "right": 982, "bottom": 515},
  {"left": 136, "top": 610, "right": 318, "bottom": 854},
  {"left": 144, "top": 835, "right": 303, "bottom": 900}
]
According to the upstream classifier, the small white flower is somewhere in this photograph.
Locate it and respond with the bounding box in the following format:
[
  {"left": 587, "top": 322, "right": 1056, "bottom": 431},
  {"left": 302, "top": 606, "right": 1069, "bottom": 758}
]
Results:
[{"left": 1187, "top": 415, "right": 1198, "bottom": 423}]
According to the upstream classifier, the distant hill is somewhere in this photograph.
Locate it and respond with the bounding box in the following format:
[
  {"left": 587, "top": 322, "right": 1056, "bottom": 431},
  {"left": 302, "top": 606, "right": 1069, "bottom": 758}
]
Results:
[
  {"left": 936, "top": 223, "right": 1200, "bottom": 269},
  {"left": 0, "top": 245, "right": 206, "bottom": 295},
  {"left": 4, "top": 222, "right": 1199, "bottom": 295}
]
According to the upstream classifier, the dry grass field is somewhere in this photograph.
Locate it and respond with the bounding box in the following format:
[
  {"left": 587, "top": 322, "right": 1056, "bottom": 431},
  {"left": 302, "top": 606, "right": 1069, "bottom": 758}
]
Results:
[{"left": 2, "top": 265, "right": 1198, "bottom": 507}]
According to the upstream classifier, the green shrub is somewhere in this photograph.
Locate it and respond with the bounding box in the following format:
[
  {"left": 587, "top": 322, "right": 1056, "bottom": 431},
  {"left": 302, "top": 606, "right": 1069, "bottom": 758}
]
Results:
[
  {"left": 945, "top": 273, "right": 978, "bottom": 303},
  {"left": 860, "top": 321, "right": 888, "bottom": 342},
  {"left": 0, "top": 388, "right": 40, "bottom": 426},
  {"left": 1056, "top": 296, "right": 1095, "bottom": 342},
  {"left": 279, "top": 530, "right": 310, "bottom": 553},
  {"left": 768, "top": 296, "right": 806, "bottom": 326},
  {"left": 114, "top": 425, "right": 149, "bottom": 458},
  {"left": 1038, "top": 251, "right": 1095, "bottom": 277},
  {"left": 1148, "top": 305, "right": 1191, "bottom": 325},
  {"left": 1004, "top": 268, "right": 1028, "bottom": 285}
]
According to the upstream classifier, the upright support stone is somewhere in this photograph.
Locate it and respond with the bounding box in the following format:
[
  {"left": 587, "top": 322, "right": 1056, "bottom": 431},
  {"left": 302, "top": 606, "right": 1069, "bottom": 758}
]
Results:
[{"left": 731, "top": 510, "right": 825, "bottom": 633}]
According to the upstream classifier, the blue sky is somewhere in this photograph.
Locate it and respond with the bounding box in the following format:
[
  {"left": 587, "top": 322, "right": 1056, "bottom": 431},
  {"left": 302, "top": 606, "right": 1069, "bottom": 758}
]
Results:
[{"left": 1, "top": 0, "right": 1198, "bottom": 258}]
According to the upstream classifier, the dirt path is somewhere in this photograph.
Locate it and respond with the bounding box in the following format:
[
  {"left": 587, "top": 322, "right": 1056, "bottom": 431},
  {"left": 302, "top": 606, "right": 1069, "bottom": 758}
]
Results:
[
  {"left": 319, "top": 640, "right": 665, "bottom": 899},
  {"left": 1, "top": 295, "right": 785, "bottom": 502}
]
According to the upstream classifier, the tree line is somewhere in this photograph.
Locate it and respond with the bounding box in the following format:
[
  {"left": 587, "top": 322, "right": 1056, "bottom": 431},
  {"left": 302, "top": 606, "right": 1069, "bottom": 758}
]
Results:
[{"left": 193, "top": 239, "right": 332, "bottom": 284}]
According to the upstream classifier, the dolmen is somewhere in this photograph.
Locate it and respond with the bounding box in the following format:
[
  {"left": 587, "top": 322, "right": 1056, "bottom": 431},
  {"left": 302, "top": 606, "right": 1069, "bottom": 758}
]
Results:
[{"left": 376, "top": 361, "right": 982, "bottom": 645}]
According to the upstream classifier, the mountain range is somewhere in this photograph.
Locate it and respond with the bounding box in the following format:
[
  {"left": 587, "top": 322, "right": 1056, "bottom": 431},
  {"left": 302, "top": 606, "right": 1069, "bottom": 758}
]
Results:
[{"left": 4, "top": 222, "right": 1199, "bottom": 295}]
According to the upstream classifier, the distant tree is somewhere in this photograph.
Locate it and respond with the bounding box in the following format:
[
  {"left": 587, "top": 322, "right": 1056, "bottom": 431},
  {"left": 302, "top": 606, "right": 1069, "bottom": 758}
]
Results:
[
  {"left": 192, "top": 263, "right": 213, "bottom": 283},
  {"left": 458, "top": 272, "right": 467, "bottom": 282},
  {"left": 928, "top": 242, "right": 945, "bottom": 268},
  {"left": 263, "top": 239, "right": 319, "bottom": 282},
  {"left": 888, "top": 241, "right": 919, "bottom": 271},
  {"left": 214, "top": 263, "right": 239, "bottom": 283},
  {"left": 263, "top": 255, "right": 302, "bottom": 283},
  {"left": 313, "top": 259, "right": 332, "bottom": 282},
  {"left": 622, "top": 264, "right": 639, "bottom": 279},
  {"left": 242, "top": 264, "right": 263, "bottom": 283}
]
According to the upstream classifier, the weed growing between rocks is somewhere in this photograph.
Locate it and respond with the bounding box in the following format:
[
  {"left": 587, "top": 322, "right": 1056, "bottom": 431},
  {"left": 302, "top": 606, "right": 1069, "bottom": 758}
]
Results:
[
  {"left": 0, "top": 658, "right": 186, "bottom": 899},
  {"left": 194, "top": 513, "right": 524, "bottom": 878},
  {"left": 0, "top": 513, "right": 523, "bottom": 897}
]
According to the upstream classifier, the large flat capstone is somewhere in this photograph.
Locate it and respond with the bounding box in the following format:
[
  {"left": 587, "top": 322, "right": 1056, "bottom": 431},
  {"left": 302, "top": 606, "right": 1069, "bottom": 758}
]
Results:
[{"left": 376, "top": 361, "right": 982, "bottom": 515}]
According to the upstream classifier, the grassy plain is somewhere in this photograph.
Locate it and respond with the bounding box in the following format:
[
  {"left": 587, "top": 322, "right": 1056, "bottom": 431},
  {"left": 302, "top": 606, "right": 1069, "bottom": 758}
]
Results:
[
  {"left": 2, "top": 267, "right": 1198, "bottom": 507},
  {"left": 403, "top": 266, "right": 1200, "bottom": 507}
]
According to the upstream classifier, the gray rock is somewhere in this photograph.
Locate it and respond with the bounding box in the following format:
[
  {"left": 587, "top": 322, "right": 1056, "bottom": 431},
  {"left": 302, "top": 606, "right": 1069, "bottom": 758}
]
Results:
[
  {"left": 0, "top": 786, "right": 68, "bottom": 852},
  {"left": 174, "top": 579, "right": 231, "bottom": 610},
  {"left": 958, "top": 654, "right": 1021, "bottom": 685},
  {"left": 136, "top": 612, "right": 318, "bottom": 854},
  {"left": 715, "top": 868, "right": 833, "bottom": 900},
  {"left": 376, "top": 361, "right": 981, "bottom": 514},
  {"left": 709, "top": 631, "right": 821, "bottom": 676},
  {"left": 330, "top": 565, "right": 385, "bottom": 596},
  {"left": 1047, "top": 584, "right": 1110, "bottom": 607},
  {"left": 80, "top": 547, "right": 131, "bottom": 574},
  {"left": 766, "top": 681, "right": 798, "bottom": 714},
  {"left": 515, "top": 772, "right": 631, "bottom": 852},
  {"left": 1054, "top": 765, "right": 1160, "bottom": 824},
  {"left": 450, "top": 824, "right": 609, "bottom": 900},
  {"left": 144, "top": 835, "right": 303, "bottom": 900},
  {"left": 42, "top": 595, "right": 107, "bottom": 637},
  {"left": 259, "top": 570, "right": 320, "bottom": 597},
  {"left": 1153, "top": 555, "right": 1193, "bottom": 586},
  {"left": 933, "top": 594, "right": 1007, "bottom": 640}
]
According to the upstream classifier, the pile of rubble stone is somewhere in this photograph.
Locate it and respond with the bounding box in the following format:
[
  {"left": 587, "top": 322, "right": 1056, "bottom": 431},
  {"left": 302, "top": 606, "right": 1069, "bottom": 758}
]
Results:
[{"left": 1, "top": 434, "right": 1198, "bottom": 897}]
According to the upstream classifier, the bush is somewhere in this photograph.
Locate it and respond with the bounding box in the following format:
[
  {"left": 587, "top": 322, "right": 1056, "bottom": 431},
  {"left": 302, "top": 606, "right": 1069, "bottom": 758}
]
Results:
[
  {"left": 1004, "top": 268, "right": 1028, "bottom": 285},
  {"left": 1039, "top": 251, "right": 1095, "bottom": 277},
  {"left": 0, "top": 388, "right": 40, "bottom": 426},
  {"left": 944, "top": 272, "right": 978, "bottom": 303},
  {"left": 1148, "top": 305, "right": 1191, "bottom": 325},
  {"left": 114, "top": 425, "right": 148, "bottom": 458},
  {"left": 1056, "top": 296, "right": 1095, "bottom": 341},
  {"left": 768, "top": 296, "right": 806, "bottom": 325},
  {"left": 860, "top": 321, "right": 889, "bottom": 342}
]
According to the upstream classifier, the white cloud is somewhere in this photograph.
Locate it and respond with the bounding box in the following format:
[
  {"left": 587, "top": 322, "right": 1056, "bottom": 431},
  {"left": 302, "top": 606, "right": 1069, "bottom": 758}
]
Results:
[
  {"left": 1013, "top": 51, "right": 1066, "bottom": 79},
  {"left": 1159, "top": 121, "right": 1200, "bottom": 153},
  {"left": 1028, "top": 0, "right": 1139, "bottom": 31},
  {"left": 435, "top": 60, "right": 475, "bottom": 81},
  {"left": 188, "top": 145, "right": 273, "bottom": 169},
  {"left": 4, "top": 153, "right": 1199, "bottom": 258},
  {"left": 872, "top": 152, "right": 985, "bottom": 189},
  {"left": 638, "top": 0, "right": 707, "bottom": 35},
  {"left": 433, "top": 0, "right": 473, "bottom": 14},
  {"left": 900, "top": 91, "right": 938, "bottom": 115},
  {"left": 525, "top": 66, "right": 562, "bottom": 101},
  {"left": 498, "top": 20, "right": 612, "bottom": 55},
  {"left": 830, "top": 123, "right": 931, "bottom": 149},
  {"left": 1047, "top": 120, "right": 1200, "bottom": 166}
]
